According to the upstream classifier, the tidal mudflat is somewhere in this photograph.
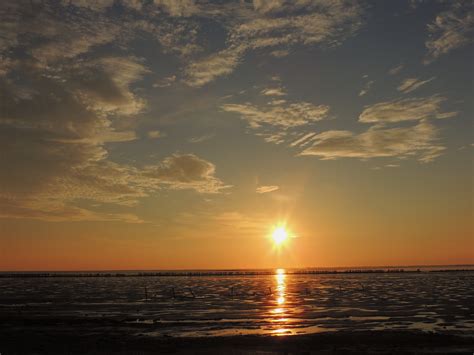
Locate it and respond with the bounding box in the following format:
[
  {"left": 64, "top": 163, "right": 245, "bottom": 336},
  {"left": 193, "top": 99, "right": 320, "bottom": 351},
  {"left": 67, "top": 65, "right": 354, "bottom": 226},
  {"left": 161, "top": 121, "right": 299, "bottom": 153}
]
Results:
[{"left": 1, "top": 269, "right": 473, "bottom": 354}]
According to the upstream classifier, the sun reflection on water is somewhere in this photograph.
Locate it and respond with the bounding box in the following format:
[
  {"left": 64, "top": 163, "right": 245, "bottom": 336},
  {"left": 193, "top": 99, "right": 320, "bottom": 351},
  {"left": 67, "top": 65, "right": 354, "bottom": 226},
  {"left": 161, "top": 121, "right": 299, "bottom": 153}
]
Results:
[{"left": 272, "top": 268, "right": 291, "bottom": 335}]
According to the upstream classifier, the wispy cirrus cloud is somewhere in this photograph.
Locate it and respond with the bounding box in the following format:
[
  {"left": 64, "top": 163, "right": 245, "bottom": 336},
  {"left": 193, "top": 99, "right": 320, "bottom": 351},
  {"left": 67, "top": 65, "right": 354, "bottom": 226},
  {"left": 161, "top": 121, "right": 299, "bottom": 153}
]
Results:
[
  {"left": 183, "top": 0, "right": 365, "bottom": 86},
  {"left": 256, "top": 185, "right": 279, "bottom": 194},
  {"left": 397, "top": 77, "right": 436, "bottom": 94},
  {"left": 61, "top": 0, "right": 198, "bottom": 16},
  {"left": 153, "top": 75, "right": 176, "bottom": 88},
  {"left": 290, "top": 132, "right": 317, "bottom": 147},
  {"left": 424, "top": 1, "right": 474, "bottom": 64},
  {"left": 359, "top": 79, "right": 374, "bottom": 97},
  {"left": 270, "top": 49, "right": 290, "bottom": 57},
  {"left": 290, "top": 94, "right": 455, "bottom": 164},
  {"left": 147, "top": 130, "right": 163, "bottom": 139},
  {"left": 359, "top": 95, "right": 457, "bottom": 123},
  {"left": 222, "top": 79, "right": 331, "bottom": 147},
  {"left": 299, "top": 120, "right": 445, "bottom": 163},
  {"left": 261, "top": 86, "right": 286, "bottom": 96},
  {"left": 184, "top": 45, "right": 246, "bottom": 87},
  {"left": 388, "top": 64, "right": 404, "bottom": 75},
  {"left": 222, "top": 100, "right": 329, "bottom": 129},
  {"left": 16, "top": 1, "right": 363, "bottom": 90},
  {"left": 188, "top": 133, "right": 215, "bottom": 143}
]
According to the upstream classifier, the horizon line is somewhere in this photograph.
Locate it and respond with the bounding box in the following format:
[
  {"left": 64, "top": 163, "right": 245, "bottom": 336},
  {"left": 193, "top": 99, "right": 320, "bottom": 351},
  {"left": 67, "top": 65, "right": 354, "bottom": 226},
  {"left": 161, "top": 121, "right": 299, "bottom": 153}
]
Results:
[{"left": 2, "top": 263, "right": 473, "bottom": 273}]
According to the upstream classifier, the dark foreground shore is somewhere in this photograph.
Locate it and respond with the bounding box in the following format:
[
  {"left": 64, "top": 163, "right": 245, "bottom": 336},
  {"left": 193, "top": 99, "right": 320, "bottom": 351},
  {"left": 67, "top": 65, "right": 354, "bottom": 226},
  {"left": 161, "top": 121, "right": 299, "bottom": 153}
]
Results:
[{"left": 1, "top": 327, "right": 473, "bottom": 355}]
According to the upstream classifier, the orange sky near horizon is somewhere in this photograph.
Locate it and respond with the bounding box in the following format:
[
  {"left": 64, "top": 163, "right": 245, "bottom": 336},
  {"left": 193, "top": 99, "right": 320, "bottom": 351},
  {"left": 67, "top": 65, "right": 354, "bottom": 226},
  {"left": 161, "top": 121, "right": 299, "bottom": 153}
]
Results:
[{"left": 1, "top": 212, "right": 472, "bottom": 271}]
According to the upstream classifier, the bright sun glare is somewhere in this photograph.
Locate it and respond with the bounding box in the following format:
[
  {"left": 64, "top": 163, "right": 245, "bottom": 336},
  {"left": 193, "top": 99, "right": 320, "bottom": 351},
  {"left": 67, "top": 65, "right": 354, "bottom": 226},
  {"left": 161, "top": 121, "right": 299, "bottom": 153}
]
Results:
[{"left": 272, "top": 227, "right": 288, "bottom": 246}]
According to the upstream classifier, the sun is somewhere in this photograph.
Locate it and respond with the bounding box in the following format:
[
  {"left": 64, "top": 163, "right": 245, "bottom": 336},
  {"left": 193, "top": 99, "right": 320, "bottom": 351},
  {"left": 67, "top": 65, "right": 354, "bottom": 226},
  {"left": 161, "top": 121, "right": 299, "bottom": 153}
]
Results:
[{"left": 272, "top": 226, "right": 288, "bottom": 246}]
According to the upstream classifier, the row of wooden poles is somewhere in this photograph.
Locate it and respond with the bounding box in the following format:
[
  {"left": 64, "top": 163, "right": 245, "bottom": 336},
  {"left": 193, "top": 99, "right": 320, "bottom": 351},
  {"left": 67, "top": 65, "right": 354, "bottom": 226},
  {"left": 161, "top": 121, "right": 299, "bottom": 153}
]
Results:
[{"left": 0, "top": 269, "right": 429, "bottom": 278}]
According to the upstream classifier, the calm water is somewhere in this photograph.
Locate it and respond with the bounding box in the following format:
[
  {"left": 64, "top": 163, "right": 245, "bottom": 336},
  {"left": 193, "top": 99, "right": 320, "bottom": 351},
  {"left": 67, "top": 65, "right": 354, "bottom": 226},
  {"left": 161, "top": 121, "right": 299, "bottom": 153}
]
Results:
[{"left": 1, "top": 269, "right": 473, "bottom": 337}]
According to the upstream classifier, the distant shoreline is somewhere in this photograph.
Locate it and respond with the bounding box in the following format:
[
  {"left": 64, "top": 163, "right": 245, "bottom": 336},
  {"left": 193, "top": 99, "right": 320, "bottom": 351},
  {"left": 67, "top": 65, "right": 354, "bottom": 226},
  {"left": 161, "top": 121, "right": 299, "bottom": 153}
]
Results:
[
  {"left": 2, "top": 264, "right": 472, "bottom": 273},
  {"left": 1, "top": 267, "right": 473, "bottom": 278}
]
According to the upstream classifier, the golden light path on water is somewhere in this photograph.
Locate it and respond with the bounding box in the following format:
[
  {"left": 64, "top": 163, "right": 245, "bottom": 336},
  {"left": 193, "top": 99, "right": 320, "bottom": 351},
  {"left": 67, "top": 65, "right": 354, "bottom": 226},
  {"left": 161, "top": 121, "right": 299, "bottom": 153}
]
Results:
[{"left": 271, "top": 268, "right": 291, "bottom": 335}]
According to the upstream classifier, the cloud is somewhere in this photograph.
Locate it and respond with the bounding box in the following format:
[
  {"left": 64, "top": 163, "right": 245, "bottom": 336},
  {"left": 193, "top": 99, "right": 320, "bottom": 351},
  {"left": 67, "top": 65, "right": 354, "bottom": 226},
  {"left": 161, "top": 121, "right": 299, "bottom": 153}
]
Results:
[
  {"left": 0, "top": 56, "right": 16, "bottom": 77},
  {"left": 1, "top": 0, "right": 463, "bottom": 222},
  {"left": 0, "top": 0, "right": 201, "bottom": 69},
  {"left": 30, "top": 25, "right": 120, "bottom": 66},
  {"left": 147, "top": 130, "right": 163, "bottom": 139},
  {"left": 359, "top": 95, "right": 457, "bottom": 123},
  {"left": 253, "top": 0, "right": 284, "bottom": 14},
  {"left": 0, "top": 55, "right": 148, "bottom": 140},
  {"left": 142, "top": 154, "right": 230, "bottom": 193},
  {"left": 0, "top": 147, "right": 227, "bottom": 222},
  {"left": 0, "top": 139, "right": 148, "bottom": 220},
  {"left": 234, "top": 2, "right": 364, "bottom": 48},
  {"left": 299, "top": 120, "right": 445, "bottom": 163},
  {"left": 60, "top": 0, "right": 115, "bottom": 12},
  {"left": 290, "top": 132, "right": 317, "bottom": 147},
  {"left": 270, "top": 49, "right": 290, "bottom": 57},
  {"left": 70, "top": 56, "right": 149, "bottom": 116},
  {"left": 0, "top": 196, "right": 144, "bottom": 223},
  {"left": 255, "top": 131, "right": 288, "bottom": 144},
  {"left": 424, "top": 1, "right": 474, "bottom": 64},
  {"left": 256, "top": 185, "right": 279, "bottom": 193},
  {"left": 269, "top": 99, "right": 287, "bottom": 105},
  {"left": 188, "top": 133, "right": 214, "bottom": 143},
  {"left": 184, "top": 46, "right": 245, "bottom": 87},
  {"left": 35, "top": 1, "right": 362, "bottom": 89},
  {"left": 0, "top": 2, "right": 122, "bottom": 67},
  {"left": 388, "top": 64, "right": 404, "bottom": 75},
  {"left": 62, "top": 0, "right": 198, "bottom": 16},
  {"left": 131, "top": 19, "right": 202, "bottom": 58},
  {"left": 54, "top": 0, "right": 204, "bottom": 59},
  {"left": 153, "top": 75, "right": 176, "bottom": 88},
  {"left": 153, "top": 0, "right": 198, "bottom": 17},
  {"left": 261, "top": 86, "right": 286, "bottom": 96},
  {"left": 397, "top": 77, "right": 435, "bottom": 94},
  {"left": 0, "top": 1, "right": 231, "bottom": 221},
  {"left": 222, "top": 83, "right": 330, "bottom": 147},
  {"left": 183, "top": 0, "right": 365, "bottom": 86},
  {"left": 359, "top": 80, "right": 374, "bottom": 97},
  {"left": 222, "top": 100, "right": 329, "bottom": 129},
  {"left": 53, "top": 130, "right": 138, "bottom": 144}
]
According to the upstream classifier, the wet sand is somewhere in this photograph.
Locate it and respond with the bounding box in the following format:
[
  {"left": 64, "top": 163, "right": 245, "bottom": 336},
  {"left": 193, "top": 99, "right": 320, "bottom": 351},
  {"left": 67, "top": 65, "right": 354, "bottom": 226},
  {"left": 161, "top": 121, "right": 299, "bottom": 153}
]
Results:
[
  {"left": 2, "top": 272, "right": 473, "bottom": 336},
  {"left": 1, "top": 270, "right": 473, "bottom": 353}
]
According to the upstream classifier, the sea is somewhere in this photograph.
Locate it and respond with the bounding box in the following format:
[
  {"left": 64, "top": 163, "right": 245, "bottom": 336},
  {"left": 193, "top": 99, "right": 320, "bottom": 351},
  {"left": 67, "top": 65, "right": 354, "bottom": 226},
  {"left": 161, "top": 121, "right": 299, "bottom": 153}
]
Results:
[{"left": 1, "top": 266, "right": 473, "bottom": 338}]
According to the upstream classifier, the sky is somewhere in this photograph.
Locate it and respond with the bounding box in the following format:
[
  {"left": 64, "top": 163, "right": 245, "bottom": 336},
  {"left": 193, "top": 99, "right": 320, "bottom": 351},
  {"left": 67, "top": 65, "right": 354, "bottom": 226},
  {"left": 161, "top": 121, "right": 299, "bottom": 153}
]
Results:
[{"left": 0, "top": 0, "right": 473, "bottom": 271}]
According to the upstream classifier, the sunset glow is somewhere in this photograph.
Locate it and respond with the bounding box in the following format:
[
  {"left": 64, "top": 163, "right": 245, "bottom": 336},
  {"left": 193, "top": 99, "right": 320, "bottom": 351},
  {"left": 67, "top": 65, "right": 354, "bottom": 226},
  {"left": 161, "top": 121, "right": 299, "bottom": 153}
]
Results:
[{"left": 1, "top": 2, "right": 473, "bottom": 352}]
